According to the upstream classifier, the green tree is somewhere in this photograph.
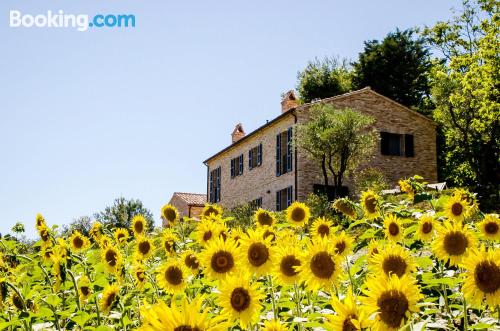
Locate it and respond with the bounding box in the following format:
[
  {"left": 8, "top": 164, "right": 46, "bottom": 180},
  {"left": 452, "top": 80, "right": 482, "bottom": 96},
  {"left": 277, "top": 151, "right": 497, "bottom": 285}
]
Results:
[
  {"left": 296, "top": 56, "right": 353, "bottom": 103},
  {"left": 352, "top": 29, "right": 433, "bottom": 113},
  {"left": 95, "top": 197, "right": 154, "bottom": 230},
  {"left": 296, "top": 104, "right": 377, "bottom": 197},
  {"left": 423, "top": 0, "right": 499, "bottom": 207},
  {"left": 60, "top": 216, "right": 92, "bottom": 237}
]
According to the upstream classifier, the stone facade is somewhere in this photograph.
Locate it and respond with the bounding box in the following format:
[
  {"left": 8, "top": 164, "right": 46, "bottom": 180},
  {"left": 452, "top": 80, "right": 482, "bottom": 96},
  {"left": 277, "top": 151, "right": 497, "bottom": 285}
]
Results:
[
  {"left": 165, "top": 192, "right": 206, "bottom": 226},
  {"left": 204, "top": 88, "right": 437, "bottom": 210}
]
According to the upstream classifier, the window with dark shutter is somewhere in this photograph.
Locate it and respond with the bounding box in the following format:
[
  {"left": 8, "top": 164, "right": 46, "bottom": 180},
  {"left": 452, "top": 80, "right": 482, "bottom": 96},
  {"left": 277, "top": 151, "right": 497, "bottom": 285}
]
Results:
[
  {"left": 276, "top": 134, "right": 281, "bottom": 176},
  {"left": 249, "top": 149, "right": 253, "bottom": 170},
  {"left": 257, "top": 143, "right": 262, "bottom": 166},
  {"left": 209, "top": 171, "right": 214, "bottom": 202},
  {"left": 209, "top": 167, "right": 221, "bottom": 203},
  {"left": 405, "top": 134, "right": 414, "bottom": 157},
  {"left": 286, "top": 127, "right": 293, "bottom": 172},
  {"left": 230, "top": 159, "right": 235, "bottom": 178},
  {"left": 286, "top": 186, "right": 293, "bottom": 207},
  {"left": 239, "top": 154, "right": 243, "bottom": 175},
  {"left": 216, "top": 167, "right": 221, "bottom": 202},
  {"left": 276, "top": 190, "right": 281, "bottom": 210},
  {"left": 249, "top": 144, "right": 262, "bottom": 170},
  {"left": 380, "top": 132, "right": 403, "bottom": 156}
]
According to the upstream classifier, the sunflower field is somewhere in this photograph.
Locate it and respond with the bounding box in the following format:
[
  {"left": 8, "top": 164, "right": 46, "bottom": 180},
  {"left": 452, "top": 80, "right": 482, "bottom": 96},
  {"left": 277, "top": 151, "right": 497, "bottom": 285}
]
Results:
[{"left": 0, "top": 177, "right": 499, "bottom": 331}]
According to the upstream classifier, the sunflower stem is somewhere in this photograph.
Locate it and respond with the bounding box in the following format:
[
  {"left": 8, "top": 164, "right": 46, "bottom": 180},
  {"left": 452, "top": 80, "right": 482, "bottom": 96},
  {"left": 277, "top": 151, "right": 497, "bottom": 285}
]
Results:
[
  {"left": 267, "top": 275, "right": 277, "bottom": 320},
  {"left": 94, "top": 296, "right": 102, "bottom": 326},
  {"left": 67, "top": 270, "right": 81, "bottom": 310},
  {"left": 293, "top": 283, "right": 302, "bottom": 331},
  {"left": 345, "top": 256, "right": 355, "bottom": 295},
  {"left": 462, "top": 297, "right": 468, "bottom": 331},
  {"left": 439, "top": 262, "right": 450, "bottom": 317}
]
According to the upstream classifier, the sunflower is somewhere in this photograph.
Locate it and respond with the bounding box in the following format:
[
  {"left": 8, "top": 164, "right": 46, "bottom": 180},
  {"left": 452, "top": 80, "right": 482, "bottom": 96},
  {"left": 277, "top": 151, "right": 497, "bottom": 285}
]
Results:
[
  {"left": 415, "top": 214, "right": 435, "bottom": 242},
  {"left": 461, "top": 247, "right": 500, "bottom": 307},
  {"left": 286, "top": 202, "right": 311, "bottom": 227},
  {"left": 101, "top": 245, "right": 123, "bottom": 274},
  {"left": 261, "top": 226, "right": 277, "bottom": 244},
  {"left": 51, "top": 252, "right": 65, "bottom": 292},
  {"left": 310, "top": 217, "right": 334, "bottom": 238},
  {"left": 69, "top": 231, "right": 90, "bottom": 252},
  {"left": 100, "top": 284, "right": 120, "bottom": 314},
  {"left": 477, "top": 214, "right": 500, "bottom": 241},
  {"left": 161, "top": 229, "right": 178, "bottom": 256},
  {"left": 99, "top": 235, "right": 112, "bottom": 248},
  {"left": 114, "top": 228, "right": 129, "bottom": 246},
  {"left": 239, "top": 228, "right": 273, "bottom": 276},
  {"left": 360, "top": 190, "right": 381, "bottom": 220},
  {"left": 398, "top": 179, "right": 414, "bottom": 200},
  {"left": 139, "top": 296, "right": 228, "bottom": 331},
  {"left": 201, "top": 203, "right": 223, "bottom": 218},
  {"left": 332, "top": 198, "right": 357, "bottom": 220},
  {"left": 41, "top": 245, "right": 54, "bottom": 262},
  {"left": 254, "top": 208, "right": 275, "bottom": 227},
  {"left": 444, "top": 195, "right": 470, "bottom": 223},
  {"left": 196, "top": 218, "right": 222, "bottom": 247},
  {"left": 332, "top": 231, "right": 354, "bottom": 258},
  {"left": 35, "top": 213, "right": 46, "bottom": 231},
  {"left": 89, "top": 222, "right": 103, "bottom": 242},
  {"left": 432, "top": 220, "right": 476, "bottom": 266},
  {"left": 200, "top": 237, "right": 239, "bottom": 281},
  {"left": 272, "top": 243, "right": 302, "bottom": 286},
  {"left": 54, "top": 238, "right": 69, "bottom": 260},
  {"left": 383, "top": 214, "right": 404, "bottom": 242},
  {"left": 38, "top": 225, "right": 51, "bottom": 244},
  {"left": 78, "top": 275, "right": 92, "bottom": 302},
  {"left": 133, "top": 264, "right": 147, "bottom": 289},
  {"left": 161, "top": 203, "right": 179, "bottom": 225},
  {"left": 157, "top": 260, "right": 188, "bottom": 294},
  {"left": 181, "top": 250, "right": 200, "bottom": 274},
  {"left": 135, "top": 236, "right": 154, "bottom": 260},
  {"left": 296, "top": 237, "right": 341, "bottom": 291},
  {"left": 362, "top": 274, "right": 421, "bottom": 331},
  {"left": 371, "top": 244, "right": 416, "bottom": 278},
  {"left": 219, "top": 273, "right": 264, "bottom": 329},
  {"left": 261, "top": 319, "right": 289, "bottom": 331},
  {"left": 131, "top": 215, "right": 147, "bottom": 236},
  {"left": 325, "top": 292, "right": 368, "bottom": 331},
  {"left": 230, "top": 227, "right": 245, "bottom": 246},
  {"left": 453, "top": 188, "right": 478, "bottom": 214}
]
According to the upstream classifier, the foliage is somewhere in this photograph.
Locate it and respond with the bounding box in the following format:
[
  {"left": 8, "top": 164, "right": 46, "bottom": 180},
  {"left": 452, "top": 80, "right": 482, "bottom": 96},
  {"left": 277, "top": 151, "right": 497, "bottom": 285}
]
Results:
[
  {"left": 296, "top": 104, "right": 377, "bottom": 197},
  {"left": 352, "top": 167, "right": 389, "bottom": 196},
  {"left": 0, "top": 180, "right": 498, "bottom": 330},
  {"left": 60, "top": 216, "right": 93, "bottom": 237},
  {"left": 423, "top": 0, "right": 499, "bottom": 209},
  {"left": 225, "top": 203, "right": 255, "bottom": 229},
  {"left": 94, "top": 197, "right": 154, "bottom": 231},
  {"left": 352, "top": 28, "right": 433, "bottom": 113},
  {"left": 296, "top": 56, "right": 353, "bottom": 103},
  {"left": 11, "top": 223, "right": 25, "bottom": 234},
  {"left": 305, "top": 193, "right": 336, "bottom": 221}
]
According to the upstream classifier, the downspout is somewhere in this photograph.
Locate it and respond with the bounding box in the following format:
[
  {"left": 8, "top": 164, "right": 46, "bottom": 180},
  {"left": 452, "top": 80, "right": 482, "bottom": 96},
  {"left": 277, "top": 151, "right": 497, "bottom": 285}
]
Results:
[{"left": 291, "top": 109, "right": 298, "bottom": 201}]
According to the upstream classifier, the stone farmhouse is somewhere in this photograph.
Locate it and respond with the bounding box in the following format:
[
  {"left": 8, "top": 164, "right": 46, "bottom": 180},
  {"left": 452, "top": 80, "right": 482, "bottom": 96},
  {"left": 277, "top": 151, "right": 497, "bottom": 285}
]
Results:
[{"left": 203, "top": 87, "right": 437, "bottom": 211}]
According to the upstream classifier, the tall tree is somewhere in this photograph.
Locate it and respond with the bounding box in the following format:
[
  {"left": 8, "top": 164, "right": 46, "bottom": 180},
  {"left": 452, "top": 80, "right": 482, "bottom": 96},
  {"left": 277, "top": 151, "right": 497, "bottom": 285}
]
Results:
[
  {"left": 296, "top": 104, "right": 376, "bottom": 197},
  {"left": 296, "top": 57, "right": 353, "bottom": 103},
  {"left": 95, "top": 197, "right": 155, "bottom": 231},
  {"left": 352, "top": 29, "right": 433, "bottom": 113},
  {"left": 423, "top": 0, "right": 499, "bottom": 207}
]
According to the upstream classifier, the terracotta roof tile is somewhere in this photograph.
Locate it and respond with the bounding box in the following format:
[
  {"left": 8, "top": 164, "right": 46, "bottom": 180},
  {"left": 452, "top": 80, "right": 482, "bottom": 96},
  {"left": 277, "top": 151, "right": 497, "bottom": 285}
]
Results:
[{"left": 173, "top": 192, "right": 206, "bottom": 206}]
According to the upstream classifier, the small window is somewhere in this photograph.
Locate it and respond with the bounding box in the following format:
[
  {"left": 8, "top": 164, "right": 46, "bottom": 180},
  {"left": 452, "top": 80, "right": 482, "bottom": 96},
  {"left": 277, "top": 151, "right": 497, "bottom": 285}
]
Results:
[
  {"left": 249, "top": 197, "right": 262, "bottom": 209},
  {"left": 230, "top": 154, "right": 244, "bottom": 178},
  {"left": 249, "top": 143, "right": 263, "bottom": 170},
  {"left": 276, "top": 127, "right": 293, "bottom": 176},
  {"left": 209, "top": 167, "right": 221, "bottom": 203},
  {"left": 380, "top": 132, "right": 415, "bottom": 157},
  {"left": 404, "top": 134, "right": 414, "bottom": 157},
  {"left": 276, "top": 186, "right": 293, "bottom": 211}
]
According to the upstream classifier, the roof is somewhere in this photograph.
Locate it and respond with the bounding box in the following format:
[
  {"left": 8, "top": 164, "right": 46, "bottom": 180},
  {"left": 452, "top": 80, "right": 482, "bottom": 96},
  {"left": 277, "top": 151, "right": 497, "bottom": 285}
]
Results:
[
  {"left": 203, "top": 87, "right": 436, "bottom": 163},
  {"left": 171, "top": 192, "right": 206, "bottom": 206}
]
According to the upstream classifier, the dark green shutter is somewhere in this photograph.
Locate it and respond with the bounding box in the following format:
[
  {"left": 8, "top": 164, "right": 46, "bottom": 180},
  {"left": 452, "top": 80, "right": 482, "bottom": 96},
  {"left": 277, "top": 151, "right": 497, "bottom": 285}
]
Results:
[
  {"left": 276, "top": 134, "right": 281, "bottom": 176},
  {"left": 405, "top": 134, "right": 414, "bottom": 157}
]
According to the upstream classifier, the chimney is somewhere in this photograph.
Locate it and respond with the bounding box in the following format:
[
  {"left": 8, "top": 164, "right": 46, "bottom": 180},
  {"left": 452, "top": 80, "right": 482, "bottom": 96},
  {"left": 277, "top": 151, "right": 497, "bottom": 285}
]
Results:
[
  {"left": 281, "top": 90, "right": 298, "bottom": 113},
  {"left": 231, "top": 123, "right": 245, "bottom": 143}
]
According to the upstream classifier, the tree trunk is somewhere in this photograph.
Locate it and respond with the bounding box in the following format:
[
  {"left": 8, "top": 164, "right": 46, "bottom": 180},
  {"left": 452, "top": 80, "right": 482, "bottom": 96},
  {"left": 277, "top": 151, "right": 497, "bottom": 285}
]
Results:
[{"left": 321, "top": 154, "right": 329, "bottom": 188}]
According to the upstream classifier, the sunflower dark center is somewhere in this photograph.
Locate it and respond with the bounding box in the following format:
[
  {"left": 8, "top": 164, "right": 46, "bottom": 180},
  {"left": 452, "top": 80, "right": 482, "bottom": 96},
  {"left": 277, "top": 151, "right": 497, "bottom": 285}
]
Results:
[
  {"left": 258, "top": 212, "right": 273, "bottom": 226},
  {"left": 211, "top": 251, "right": 234, "bottom": 273},
  {"left": 451, "top": 203, "right": 463, "bottom": 216},
  {"left": 318, "top": 224, "right": 330, "bottom": 236},
  {"left": 365, "top": 196, "right": 377, "bottom": 214},
  {"left": 105, "top": 292, "right": 117, "bottom": 309},
  {"left": 105, "top": 250, "right": 118, "bottom": 267},
  {"left": 443, "top": 231, "right": 468, "bottom": 255},
  {"left": 220, "top": 231, "right": 228, "bottom": 241},
  {"left": 165, "top": 266, "right": 183, "bottom": 285},
  {"left": 263, "top": 230, "right": 276, "bottom": 242},
  {"left": 335, "top": 241, "right": 346, "bottom": 254},
  {"left": 342, "top": 314, "right": 358, "bottom": 331},
  {"left": 388, "top": 223, "right": 399, "bottom": 236},
  {"left": 13, "top": 295, "right": 23, "bottom": 310},
  {"left": 474, "top": 261, "right": 500, "bottom": 294},
  {"left": 485, "top": 222, "right": 499, "bottom": 235},
  {"left": 73, "top": 236, "right": 84, "bottom": 249},
  {"left": 80, "top": 286, "right": 90, "bottom": 296},
  {"left": 203, "top": 231, "right": 212, "bottom": 242},
  {"left": 336, "top": 201, "right": 356, "bottom": 218},
  {"left": 174, "top": 326, "right": 200, "bottom": 331},
  {"left": 185, "top": 254, "right": 199, "bottom": 269},
  {"left": 382, "top": 255, "right": 407, "bottom": 277},
  {"left": 117, "top": 233, "right": 125, "bottom": 241},
  {"left": 280, "top": 255, "right": 301, "bottom": 277},
  {"left": 422, "top": 222, "right": 433, "bottom": 234},
  {"left": 138, "top": 241, "right": 151, "bottom": 255},
  {"left": 41, "top": 230, "right": 49, "bottom": 242},
  {"left": 165, "top": 241, "right": 174, "bottom": 253},
  {"left": 164, "top": 208, "right": 177, "bottom": 222},
  {"left": 230, "top": 287, "right": 251, "bottom": 312},
  {"left": 377, "top": 290, "right": 409, "bottom": 328},
  {"left": 136, "top": 271, "right": 145, "bottom": 281},
  {"left": 248, "top": 243, "right": 269, "bottom": 267},
  {"left": 310, "top": 251, "right": 335, "bottom": 279},
  {"left": 134, "top": 221, "right": 144, "bottom": 233},
  {"left": 204, "top": 207, "right": 218, "bottom": 217},
  {"left": 371, "top": 247, "right": 379, "bottom": 256},
  {"left": 291, "top": 208, "right": 306, "bottom": 223}
]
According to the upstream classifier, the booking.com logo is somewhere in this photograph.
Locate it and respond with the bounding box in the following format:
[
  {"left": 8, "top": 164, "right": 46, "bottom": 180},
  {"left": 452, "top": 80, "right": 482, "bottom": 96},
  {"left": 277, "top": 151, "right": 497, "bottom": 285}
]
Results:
[{"left": 9, "top": 10, "right": 135, "bottom": 31}]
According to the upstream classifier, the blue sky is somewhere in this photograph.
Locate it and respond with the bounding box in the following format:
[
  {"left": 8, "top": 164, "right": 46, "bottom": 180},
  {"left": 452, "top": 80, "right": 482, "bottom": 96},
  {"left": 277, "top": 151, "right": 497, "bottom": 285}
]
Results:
[{"left": 0, "top": 0, "right": 460, "bottom": 238}]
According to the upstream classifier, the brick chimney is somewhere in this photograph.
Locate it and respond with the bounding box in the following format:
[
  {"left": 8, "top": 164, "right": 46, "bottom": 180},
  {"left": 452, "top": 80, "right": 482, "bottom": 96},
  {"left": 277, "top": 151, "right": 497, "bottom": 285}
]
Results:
[
  {"left": 231, "top": 123, "right": 245, "bottom": 143},
  {"left": 281, "top": 90, "right": 298, "bottom": 113}
]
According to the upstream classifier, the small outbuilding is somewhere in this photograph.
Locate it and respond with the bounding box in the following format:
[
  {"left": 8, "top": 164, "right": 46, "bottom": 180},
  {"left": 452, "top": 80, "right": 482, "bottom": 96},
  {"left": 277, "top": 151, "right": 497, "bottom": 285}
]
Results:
[{"left": 164, "top": 192, "right": 206, "bottom": 226}]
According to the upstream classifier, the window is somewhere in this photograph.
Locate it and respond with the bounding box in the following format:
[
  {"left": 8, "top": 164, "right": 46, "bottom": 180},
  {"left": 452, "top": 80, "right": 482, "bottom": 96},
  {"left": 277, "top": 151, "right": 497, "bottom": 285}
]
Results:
[
  {"left": 380, "top": 132, "right": 414, "bottom": 157},
  {"left": 276, "top": 127, "right": 293, "bottom": 176},
  {"left": 209, "top": 167, "right": 221, "bottom": 203},
  {"left": 249, "top": 197, "right": 262, "bottom": 209},
  {"left": 248, "top": 143, "right": 263, "bottom": 170},
  {"left": 276, "top": 186, "right": 293, "bottom": 211},
  {"left": 230, "top": 154, "right": 244, "bottom": 178}
]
